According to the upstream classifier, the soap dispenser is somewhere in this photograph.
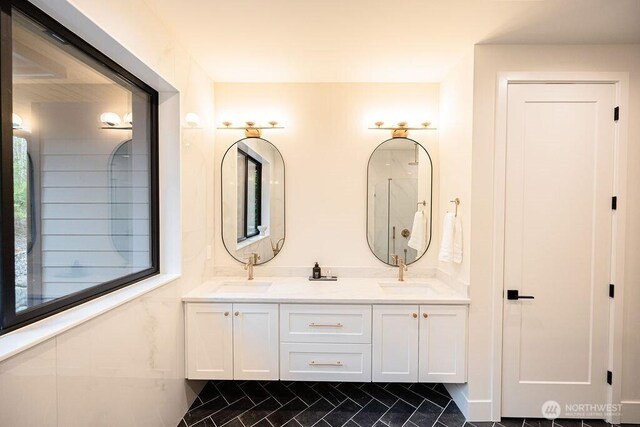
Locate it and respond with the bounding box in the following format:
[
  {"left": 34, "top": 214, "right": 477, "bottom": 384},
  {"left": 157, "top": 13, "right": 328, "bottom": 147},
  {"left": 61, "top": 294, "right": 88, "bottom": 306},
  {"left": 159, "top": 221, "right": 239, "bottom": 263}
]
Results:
[{"left": 312, "top": 262, "right": 321, "bottom": 279}]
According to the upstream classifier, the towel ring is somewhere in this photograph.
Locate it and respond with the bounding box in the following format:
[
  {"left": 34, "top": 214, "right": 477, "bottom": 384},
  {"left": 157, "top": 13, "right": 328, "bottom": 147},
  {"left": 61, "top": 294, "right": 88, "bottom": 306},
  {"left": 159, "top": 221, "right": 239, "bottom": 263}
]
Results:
[{"left": 450, "top": 198, "right": 460, "bottom": 217}]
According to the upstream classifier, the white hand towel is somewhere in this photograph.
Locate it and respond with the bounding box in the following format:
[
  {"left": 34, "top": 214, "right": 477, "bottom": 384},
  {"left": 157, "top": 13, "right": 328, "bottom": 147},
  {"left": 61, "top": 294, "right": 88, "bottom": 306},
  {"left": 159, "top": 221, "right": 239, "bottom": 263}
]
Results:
[
  {"left": 453, "top": 216, "right": 463, "bottom": 264},
  {"left": 408, "top": 210, "right": 426, "bottom": 252},
  {"left": 438, "top": 212, "right": 455, "bottom": 262}
]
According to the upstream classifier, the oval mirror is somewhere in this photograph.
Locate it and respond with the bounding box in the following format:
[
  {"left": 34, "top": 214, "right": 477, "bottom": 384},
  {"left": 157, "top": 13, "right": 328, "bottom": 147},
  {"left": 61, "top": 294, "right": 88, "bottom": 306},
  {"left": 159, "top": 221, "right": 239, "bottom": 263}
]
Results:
[
  {"left": 221, "top": 137, "right": 285, "bottom": 264},
  {"left": 367, "top": 137, "right": 433, "bottom": 265}
]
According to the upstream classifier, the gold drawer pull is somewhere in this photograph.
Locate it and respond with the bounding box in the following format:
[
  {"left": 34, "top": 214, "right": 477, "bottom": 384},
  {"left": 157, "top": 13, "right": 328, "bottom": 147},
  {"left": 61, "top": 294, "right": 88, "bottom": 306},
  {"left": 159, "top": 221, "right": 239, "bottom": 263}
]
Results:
[
  {"left": 309, "top": 361, "right": 344, "bottom": 367},
  {"left": 423, "top": 313, "right": 428, "bottom": 318},
  {"left": 224, "top": 312, "right": 229, "bottom": 317},
  {"left": 309, "top": 322, "right": 343, "bottom": 327}
]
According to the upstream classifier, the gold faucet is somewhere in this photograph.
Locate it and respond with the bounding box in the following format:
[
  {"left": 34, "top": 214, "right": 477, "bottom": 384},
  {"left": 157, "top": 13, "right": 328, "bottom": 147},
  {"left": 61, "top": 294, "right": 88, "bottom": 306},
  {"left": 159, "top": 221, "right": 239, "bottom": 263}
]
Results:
[
  {"left": 244, "top": 253, "right": 260, "bottom": 280},
  {"left": 391, "top": 254, "right": 408, "bottom": 281}
]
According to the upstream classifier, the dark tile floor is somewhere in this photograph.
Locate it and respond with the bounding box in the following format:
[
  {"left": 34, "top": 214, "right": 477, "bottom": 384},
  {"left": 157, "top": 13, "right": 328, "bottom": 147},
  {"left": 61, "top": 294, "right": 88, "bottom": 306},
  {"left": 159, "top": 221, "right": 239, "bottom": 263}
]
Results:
[{"left": 178, "top": 381, "right": 632, "bottom": 427}]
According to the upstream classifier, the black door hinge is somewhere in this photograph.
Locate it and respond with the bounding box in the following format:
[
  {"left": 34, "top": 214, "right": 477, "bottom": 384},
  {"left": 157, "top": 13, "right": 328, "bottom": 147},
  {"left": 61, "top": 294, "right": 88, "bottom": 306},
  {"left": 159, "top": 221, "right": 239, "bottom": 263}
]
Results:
[
  {"left": 609, "top": 284, "right": 615, "bottom": 298},
  {"left": 614, "top": 106, "right": 620, "bottom": 121},
  {"left": 612, "top": 196, "right": 617, "bottom": 210},
  {"left": 607, "top": 370, "right": 613, "bottom": 385}
]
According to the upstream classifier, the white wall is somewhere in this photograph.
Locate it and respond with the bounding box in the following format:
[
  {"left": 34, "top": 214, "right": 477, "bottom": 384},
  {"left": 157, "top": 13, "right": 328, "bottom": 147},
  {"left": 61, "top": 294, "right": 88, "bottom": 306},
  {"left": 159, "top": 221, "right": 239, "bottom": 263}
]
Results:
[
  {"left": 438, "top": 51, "right": 474, "bottom": 287},
  {"left": 213, "top": 83, "right": 441, "bottom": 276},
  {"left": 0, "top": 0, "right": 216, "bottom": 426},
  {"left": 470, "top": 44, "right": 640, "bottom": 422}
]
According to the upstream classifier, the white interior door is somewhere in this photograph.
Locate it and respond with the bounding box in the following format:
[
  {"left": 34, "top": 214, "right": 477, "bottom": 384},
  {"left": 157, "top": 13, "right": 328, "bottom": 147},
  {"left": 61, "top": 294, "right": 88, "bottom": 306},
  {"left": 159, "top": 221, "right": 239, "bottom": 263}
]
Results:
[{"left": 502, "top": 83, "right": 616, "bottom": 417}]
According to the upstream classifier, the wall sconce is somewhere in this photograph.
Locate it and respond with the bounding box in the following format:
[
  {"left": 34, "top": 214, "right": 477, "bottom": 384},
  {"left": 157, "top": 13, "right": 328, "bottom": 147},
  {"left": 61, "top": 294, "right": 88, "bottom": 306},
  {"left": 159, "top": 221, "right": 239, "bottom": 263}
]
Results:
[
  {"left": 217, "top": 120, "right": 283, "bottom": 138},
  {"left": 369, "top": 121, "right": 436, "bottom": 137},
  {"left": 12, "top": 113, "right": 23, "bottom": 130},
  {"left": 184, "top": 112, "right": 201, "bottom": 129},
  {"left": 100, "top": 112, "right": 132, "bottom": 130}
]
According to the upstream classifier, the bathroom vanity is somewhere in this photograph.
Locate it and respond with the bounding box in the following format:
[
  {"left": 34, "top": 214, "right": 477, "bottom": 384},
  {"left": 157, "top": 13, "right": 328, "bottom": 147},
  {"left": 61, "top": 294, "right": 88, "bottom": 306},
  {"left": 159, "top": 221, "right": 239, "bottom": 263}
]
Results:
[{"left": 183, "top": 278, "right": 469, "bottom": 384}]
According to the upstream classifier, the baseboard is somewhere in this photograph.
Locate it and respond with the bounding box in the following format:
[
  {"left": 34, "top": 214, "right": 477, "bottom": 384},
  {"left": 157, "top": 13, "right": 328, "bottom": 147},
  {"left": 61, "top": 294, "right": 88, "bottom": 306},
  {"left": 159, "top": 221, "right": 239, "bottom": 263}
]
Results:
[
  {"left": 622, "top": 400, "right": 640, "bottom": 424},
  {"left": 444, "top": 384, "right": 494, "bottom": 421}
]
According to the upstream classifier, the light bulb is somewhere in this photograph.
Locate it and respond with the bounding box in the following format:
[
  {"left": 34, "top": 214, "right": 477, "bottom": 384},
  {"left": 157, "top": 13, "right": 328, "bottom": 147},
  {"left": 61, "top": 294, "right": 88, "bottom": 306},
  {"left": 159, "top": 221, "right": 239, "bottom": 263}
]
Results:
[
  {"left": 12, "top": 113, "right": 23, "bottom": 129},
  {"left": 100, "top": 112, "right": 121, "bottom": 127},
  {"left": 123, "top": 112, "right": 133, "bottom": 125}
]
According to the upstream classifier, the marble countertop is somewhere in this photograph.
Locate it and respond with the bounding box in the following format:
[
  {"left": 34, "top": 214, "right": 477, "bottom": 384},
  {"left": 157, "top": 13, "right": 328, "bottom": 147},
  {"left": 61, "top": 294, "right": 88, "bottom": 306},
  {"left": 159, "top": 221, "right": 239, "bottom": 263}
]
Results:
[{"left": 183, "top": 276, "right": 470, "bottom": 305}]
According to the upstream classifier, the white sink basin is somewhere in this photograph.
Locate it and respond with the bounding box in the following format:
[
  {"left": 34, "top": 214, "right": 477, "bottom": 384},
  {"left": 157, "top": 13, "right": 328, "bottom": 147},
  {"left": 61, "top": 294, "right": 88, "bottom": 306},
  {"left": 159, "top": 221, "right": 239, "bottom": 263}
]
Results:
[
  {"left": 378, "top": 282, "right": 434, "bottom": 294},
  {"left": 216, "top": 281, "right": 272, "bottom": 293}
]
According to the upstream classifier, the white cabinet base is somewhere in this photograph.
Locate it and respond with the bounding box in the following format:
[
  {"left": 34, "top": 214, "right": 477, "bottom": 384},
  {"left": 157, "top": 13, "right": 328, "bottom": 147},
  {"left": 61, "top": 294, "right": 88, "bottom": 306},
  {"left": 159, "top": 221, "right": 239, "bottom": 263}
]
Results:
[
  {"left": 185, "top": 302, "right": 467, "bottom": 384},
  {"left": 185, "top": 303, "right": 233, "bottom": 380},
  {"left": 419, "top": 305, "right": 467, "bottom": 383},
  {"left": 233, "top": 303, "right": 279, "bottom": 380},
  {"left": 372, "top": 305, "right": 420, "bottom": 382},
  {"left": 280, "top": 343, "right": 372, "bottom": 382}
]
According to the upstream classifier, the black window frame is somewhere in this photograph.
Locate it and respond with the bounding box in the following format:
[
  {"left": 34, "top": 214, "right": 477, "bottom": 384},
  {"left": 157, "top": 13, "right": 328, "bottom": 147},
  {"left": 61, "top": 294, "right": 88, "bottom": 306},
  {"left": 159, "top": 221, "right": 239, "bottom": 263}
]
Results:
[
  {"left": 236, "top": 148, "right": 262, "bottom": 242},
  {"left": 0, "top": 0, "right": 160, "bottom": 334}
]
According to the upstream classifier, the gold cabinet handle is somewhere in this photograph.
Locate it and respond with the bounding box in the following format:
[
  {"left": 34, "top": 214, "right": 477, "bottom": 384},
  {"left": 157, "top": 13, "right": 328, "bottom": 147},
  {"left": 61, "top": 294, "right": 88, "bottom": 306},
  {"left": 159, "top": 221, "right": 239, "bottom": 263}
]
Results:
[
  {"left": 423, "top": 313, "right": 428, "bottom": 318},
  {"left": 412, "top": 313, "right": 418, "bottom": 318},
  {"left": 309, "top": 322, "right": 343, "bottom": 328},
  {"left": 224, "top": 312, "right": 229, "bottom": 317},
  {"left": 234, "top": 312, "right": 239, "bottom": 316},
  {"left": 309, "top": 361, "right": 343, "bottom": 367}
]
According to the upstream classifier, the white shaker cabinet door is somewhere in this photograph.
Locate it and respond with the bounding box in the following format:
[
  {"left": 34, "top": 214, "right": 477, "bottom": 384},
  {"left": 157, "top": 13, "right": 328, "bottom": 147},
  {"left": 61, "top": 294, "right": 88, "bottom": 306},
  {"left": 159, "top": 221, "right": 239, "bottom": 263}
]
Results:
[
  {"left": 418, "top": 305, "right": 467, "bottom": 383},
  {"left": 233, "top": 303, "right": 279, "bottom": 380},
  {"left": 185, "top": 303, "right": 233, "bottom": 380},
  {"left": 372, "top": 305, "right": 420, "bottom": 382}
]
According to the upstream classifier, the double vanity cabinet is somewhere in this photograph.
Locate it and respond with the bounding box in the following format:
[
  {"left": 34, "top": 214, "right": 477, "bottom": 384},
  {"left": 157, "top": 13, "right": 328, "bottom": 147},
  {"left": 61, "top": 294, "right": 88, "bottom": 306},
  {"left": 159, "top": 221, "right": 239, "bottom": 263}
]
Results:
[{"left": 184, "top": 278, "right": 469, "bottom": 384}]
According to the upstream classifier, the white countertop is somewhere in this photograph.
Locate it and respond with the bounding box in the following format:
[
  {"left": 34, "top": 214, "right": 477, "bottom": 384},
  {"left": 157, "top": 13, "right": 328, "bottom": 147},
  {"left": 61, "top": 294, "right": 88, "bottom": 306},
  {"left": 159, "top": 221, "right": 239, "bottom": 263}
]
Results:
[{"left": 183, "top": 276, "right": 470, "bottom": 305}]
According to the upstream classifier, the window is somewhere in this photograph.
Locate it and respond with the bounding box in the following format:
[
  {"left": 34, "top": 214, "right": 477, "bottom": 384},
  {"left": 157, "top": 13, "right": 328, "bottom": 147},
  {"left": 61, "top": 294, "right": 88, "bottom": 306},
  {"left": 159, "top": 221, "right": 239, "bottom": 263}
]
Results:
[
  {"left": 1, "top": 0, "right": 159, "bottom": 333},
  {"left": 236, "top": 149, "right": 262, "bottom": 242}
]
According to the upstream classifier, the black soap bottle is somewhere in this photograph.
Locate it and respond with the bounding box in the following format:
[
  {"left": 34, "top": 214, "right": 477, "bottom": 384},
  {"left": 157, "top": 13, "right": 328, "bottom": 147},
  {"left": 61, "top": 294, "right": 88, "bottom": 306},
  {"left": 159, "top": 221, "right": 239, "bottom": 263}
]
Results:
[{"left": 312, "top": 262, "right": 321, "bottom": 279}]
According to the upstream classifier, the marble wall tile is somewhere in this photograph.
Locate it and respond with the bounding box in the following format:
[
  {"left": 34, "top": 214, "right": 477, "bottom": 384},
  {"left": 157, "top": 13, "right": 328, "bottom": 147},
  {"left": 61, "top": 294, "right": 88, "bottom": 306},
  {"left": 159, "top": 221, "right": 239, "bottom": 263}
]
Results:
[{"left": 0, "top": 338, "right": 57, "bottom": 427}]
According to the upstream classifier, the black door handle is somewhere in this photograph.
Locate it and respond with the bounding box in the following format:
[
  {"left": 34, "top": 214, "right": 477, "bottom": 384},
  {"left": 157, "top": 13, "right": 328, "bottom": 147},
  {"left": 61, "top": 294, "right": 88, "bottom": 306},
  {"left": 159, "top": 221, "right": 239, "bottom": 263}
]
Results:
[{"left": 507, "top": 290, "right": 535, "bottom": 300}]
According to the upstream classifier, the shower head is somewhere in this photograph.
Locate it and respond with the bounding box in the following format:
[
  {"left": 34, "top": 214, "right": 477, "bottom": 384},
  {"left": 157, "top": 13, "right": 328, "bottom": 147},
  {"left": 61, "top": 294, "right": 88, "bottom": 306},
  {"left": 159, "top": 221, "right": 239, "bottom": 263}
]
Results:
[{"left": 408, "top": 143, "right": 419, "bottom": 165}]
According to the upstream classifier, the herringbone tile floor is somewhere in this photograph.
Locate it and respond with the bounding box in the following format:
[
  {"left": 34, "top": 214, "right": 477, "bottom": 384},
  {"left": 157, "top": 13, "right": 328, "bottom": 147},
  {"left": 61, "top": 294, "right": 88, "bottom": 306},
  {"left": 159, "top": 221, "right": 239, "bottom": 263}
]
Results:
[{"left": 177, "top": 381, "right": 628, "bottom": 427}]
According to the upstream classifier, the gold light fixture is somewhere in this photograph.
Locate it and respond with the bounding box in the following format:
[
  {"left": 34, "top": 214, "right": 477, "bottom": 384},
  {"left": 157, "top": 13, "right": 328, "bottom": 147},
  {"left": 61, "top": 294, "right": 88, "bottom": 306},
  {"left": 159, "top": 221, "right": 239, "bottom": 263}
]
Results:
[
  {"left": 368, "top": 121, "right": 436, "bottom": 137},
  {"left": 217, "top": 120, "right": 284, "bottom": 138}
]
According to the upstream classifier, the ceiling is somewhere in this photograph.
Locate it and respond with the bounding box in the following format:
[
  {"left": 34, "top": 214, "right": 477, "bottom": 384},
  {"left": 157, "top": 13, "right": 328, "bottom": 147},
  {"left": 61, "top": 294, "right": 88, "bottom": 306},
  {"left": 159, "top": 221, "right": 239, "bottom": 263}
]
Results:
[{"left": 144, "top": 0, "right": 640, "bottom": 82}]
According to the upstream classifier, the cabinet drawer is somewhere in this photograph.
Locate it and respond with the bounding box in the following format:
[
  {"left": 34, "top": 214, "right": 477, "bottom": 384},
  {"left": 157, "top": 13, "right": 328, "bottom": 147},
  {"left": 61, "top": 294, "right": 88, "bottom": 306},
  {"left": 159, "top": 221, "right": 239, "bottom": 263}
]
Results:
[
  {"left": 280, "top": 304, "right": 371, "bottom": 343},
  {"left": 280, "top": 343, "right": 371, "bottom": 382}
]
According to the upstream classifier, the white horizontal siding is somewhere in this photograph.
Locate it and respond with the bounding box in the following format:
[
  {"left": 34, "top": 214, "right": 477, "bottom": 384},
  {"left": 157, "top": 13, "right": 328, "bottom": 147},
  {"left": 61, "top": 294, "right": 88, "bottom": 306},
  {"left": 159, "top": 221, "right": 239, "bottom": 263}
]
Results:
[
  {"left": 43, "top": 154, "right": 148, "bottom": 171},
  {"left": 42, "top": 171, "right": 149, "bottom": 187},
  {"left": 43, "top": 266, "right": 147, "bottom": 282},
  {"left": 43, "top": 251, "right": 150, "bottom": 268},
  {"left": 42, "top": 235, "right": 150, "bottom": 251},
  {"left": 42, "top": 187, "right": 149, "bottom": 203},
  {"left": 42, "top": 219, "right": 149, "bottom": 235},
  {"left": 42, "top": 203, "right": 149, "bottom": 219},
  {"left": 37, "top": 104, "right": 152, "bottom": 301}
]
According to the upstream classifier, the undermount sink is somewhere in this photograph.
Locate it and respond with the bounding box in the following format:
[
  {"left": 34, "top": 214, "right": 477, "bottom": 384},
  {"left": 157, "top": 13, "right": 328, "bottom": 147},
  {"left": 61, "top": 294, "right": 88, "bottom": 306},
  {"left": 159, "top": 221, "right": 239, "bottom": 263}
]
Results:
[
  {"left": 378, "top": 282, "right": 434, "bottom": 294},
  {"left": 215, "top": 281, "right": 272, "bottom": 293}
]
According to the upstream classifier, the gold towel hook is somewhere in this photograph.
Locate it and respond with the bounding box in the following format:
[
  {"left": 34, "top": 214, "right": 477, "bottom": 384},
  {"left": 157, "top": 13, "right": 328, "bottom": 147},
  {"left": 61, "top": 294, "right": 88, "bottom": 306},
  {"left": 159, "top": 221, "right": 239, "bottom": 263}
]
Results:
[{"left": 450, "top": 198, "right": 460, "bottom": 217}]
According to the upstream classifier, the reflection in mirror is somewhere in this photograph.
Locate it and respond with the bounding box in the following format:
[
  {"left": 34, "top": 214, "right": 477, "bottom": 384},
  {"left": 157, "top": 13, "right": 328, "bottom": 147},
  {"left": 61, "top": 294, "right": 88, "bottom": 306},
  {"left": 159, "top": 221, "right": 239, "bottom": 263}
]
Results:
[
  {"left": 222, "top": 137, "right": 285, "bottom": 264},
  {"left": 367, "top": 137, "right": 433, "bottom": 265}
]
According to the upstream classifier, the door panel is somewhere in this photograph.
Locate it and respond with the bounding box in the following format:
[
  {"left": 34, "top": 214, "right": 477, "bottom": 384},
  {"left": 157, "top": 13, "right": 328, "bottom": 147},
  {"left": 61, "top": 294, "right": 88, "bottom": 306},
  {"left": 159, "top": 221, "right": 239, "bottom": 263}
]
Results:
[
  {"left": 185, "top": 303, "right": 233, "bottom": 380},
  {"left": 419, "top": 305, "right": 467, "bottom": 383},
  {"left": 233, "top": 303, "right": 279, "bottom": 380},
  {"left": 372, "top": 305, "right": 419, "bottom": 382},
  {"left": 502, "top": 83, "right": 615, "bottom": 417}
]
